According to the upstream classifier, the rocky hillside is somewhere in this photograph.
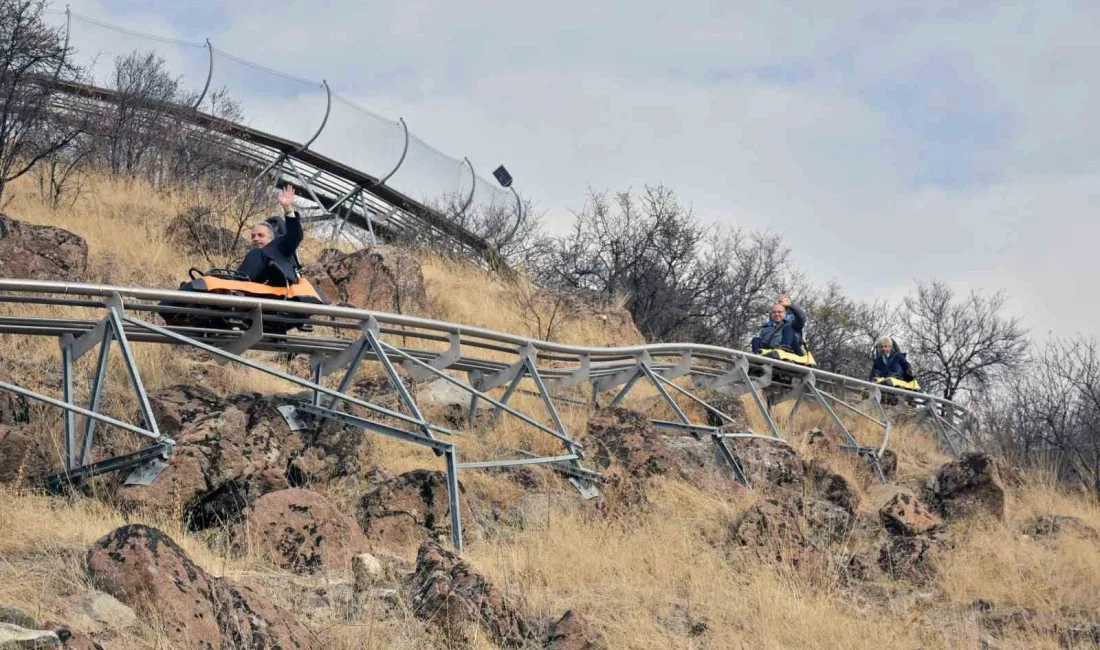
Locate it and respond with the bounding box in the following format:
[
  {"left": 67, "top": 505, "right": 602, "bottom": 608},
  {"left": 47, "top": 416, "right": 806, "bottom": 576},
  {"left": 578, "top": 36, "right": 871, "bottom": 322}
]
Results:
[{"left": 2, "top": 174, "right": 1100, "bottom": 649}]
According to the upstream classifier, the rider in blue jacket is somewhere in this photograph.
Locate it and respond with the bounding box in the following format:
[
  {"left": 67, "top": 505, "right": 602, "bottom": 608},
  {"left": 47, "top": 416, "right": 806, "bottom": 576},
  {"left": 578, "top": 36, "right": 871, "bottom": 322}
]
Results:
[
  {"left": 870, "top": 337, "right": 914, "bottom": 381},
  {"left": 751, "top": 294, "right": 806, "bottom": 355}
]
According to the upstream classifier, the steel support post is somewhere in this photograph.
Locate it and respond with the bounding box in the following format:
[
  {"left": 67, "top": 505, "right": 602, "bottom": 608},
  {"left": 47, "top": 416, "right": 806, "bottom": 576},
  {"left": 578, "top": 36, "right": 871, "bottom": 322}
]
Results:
[
  {"left": 639, "top": 362, "right": 690, "bottom": 425},
  {"left": 609, "top": 370, "right": 643, "bottom": 408},
  {"left": 804, "top": 378, "right": 859, "bottom": 448},
  {"left": 80, "top": 324, "right": 114, "bottom": 467},
  {"left": 737, "top": 362, "right": 781, "bottom": 438},
  {"left": 444, "top": 446, "right": 464, "bottom": 551},
  {"left": 362, "top": 321, "right": 435, "bottom": 442},
  {"left": 108, "top": 303, "right": 160, "bottom": 438},
  {"left": 60, "top": 339, "right": 75, "bottom": 471}
]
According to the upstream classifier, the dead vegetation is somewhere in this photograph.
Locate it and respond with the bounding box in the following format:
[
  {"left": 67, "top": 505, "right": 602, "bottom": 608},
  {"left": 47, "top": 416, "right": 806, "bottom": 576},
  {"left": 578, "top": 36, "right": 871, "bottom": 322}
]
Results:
[{"left": 1, "top": 172, "right": 1099, "bottom": 650}]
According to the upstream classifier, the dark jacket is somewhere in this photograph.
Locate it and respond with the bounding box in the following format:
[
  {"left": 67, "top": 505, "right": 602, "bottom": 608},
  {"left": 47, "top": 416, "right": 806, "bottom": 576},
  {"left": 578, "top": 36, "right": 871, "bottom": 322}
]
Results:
[
  {"left": 751, "top": 303, "right": 806, "bottom": 355},
  {"left": 237, "top": 212, "right": 302, "bottom": 285},
  {"left": 870, "top": 347, "right": 913, "bottom": 381}
]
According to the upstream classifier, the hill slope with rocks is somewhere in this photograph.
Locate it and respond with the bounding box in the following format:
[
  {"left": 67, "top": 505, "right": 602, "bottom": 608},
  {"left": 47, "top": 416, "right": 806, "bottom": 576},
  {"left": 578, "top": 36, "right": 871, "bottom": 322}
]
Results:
[{"left": 2, "top": 174, "right": 1100, "bottom": 649}]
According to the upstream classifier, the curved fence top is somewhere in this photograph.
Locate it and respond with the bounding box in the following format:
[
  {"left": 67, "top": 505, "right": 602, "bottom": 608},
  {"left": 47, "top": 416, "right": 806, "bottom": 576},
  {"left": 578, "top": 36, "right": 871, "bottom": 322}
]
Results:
[{"left": 52, "top": 10, "right": 519, "bottom": 240}]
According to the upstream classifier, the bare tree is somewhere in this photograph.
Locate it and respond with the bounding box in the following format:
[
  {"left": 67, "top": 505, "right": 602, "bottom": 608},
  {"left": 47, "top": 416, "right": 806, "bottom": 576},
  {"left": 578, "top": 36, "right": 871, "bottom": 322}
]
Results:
[
  {"left": 0, "top": 0, "right": 83, "bottom": 201},
  {"left": 699, "top": 227, "right": 792, "bottom": 349},
  {"left": 900, "top": 281, "right": 1029, "bottom": 400},
  {"left": 535, "top": 185, "right": 722, "bottom": 341},
  {"left": 985, "top": 336, "right": 1100, "bottom": 494},
  {"left": 29, "top": 125, "right": 94, "bottom": 208},
  {"left": 503, "top": 278, "right": 580, "bottom": 342}
]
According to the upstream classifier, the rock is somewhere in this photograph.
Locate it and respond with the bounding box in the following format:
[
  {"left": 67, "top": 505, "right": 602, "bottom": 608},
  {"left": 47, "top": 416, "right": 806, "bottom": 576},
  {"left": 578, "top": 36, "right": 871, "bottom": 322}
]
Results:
[
  {"left": 805, "top": 428, "right": 837, "bottom": 454},
  {"left": 52, "top": 629, "right": 101, "bottom": 650},
  {"left": 0, "top": 609, "right": 37, "bottom": 630},
  {"left": 804, "top": 459, "right": 860, "bottom": 515},
  {"left": 798, "top": 496, "right": 855, "bottom": 544},
  {"left": 242, "top": 488, "right": 370, "bottom": 574},
  {"left": 700, "top": 391, "right": 749, "bottom": 430},
  {"left": 730, "top": 437, "right": 803, "bottom": 492},
  {"left": 357, "top": 470, "right": 467, "bottom": 548},
  {"left": 303, "top": 246, "right": 428, "bottom": 314},
  {"left": 728, "top": 498, "right": 814, "bottom": 567},
  {"left": 662, "top": 435, "right": 739, "bottom": 487},
  {"left": 352, "top": 553, "right": 385, "bottom": 593},
  {"left": 63, "top": 590, "right": 136, "bottom": 634},
  {"left": 1060, "top": 622, "right": 1100, "bottom": 648},
  {"left": 0, "top": 623, "right": 60, "bottom": 648},
  {"left": 417, "top": 378, "right": 488, "bottom": 428},
  {"left": 933, "top": 453, "right": 1006, "bottom": 522},
  {"left": 146, "top": 384, "right": 226, "bottom": 437},
  {"left": 878, "top": 536, "right": 935, "bottom": 582},
  {"left": 0, "top": 427, "right": 54, "bottom": 487},
  {"left": 546, "top": 609, "right": 607, "bottom": 650},
  {"left": 164, "top": 209, "right": 247, "bottom": 261},
  {"left": 585, "top": 408, "right": 679, "bottom": 510},
  {"left": 86, "top": 524, "right": 313, "bottom": 649},
  {"left": 877, "top": 449, "right": 898, "bottom": 481},
  {"left": 410, "top": 540, "right": 531, "bottom": 647},
  {"left": 115, "top": 392, "right": 366, "bottom": 529},
  {"left": 1021, "top": 514, "right": 1100, "bottom": 542},
  {"left": 880, "top": 491, "right": 941, "bottom": 537},
  {"left": 0, "top": 214, "right": 87, "bottom": 281},
  {"left": 0, "top": 393, "right": 30, "bottom": 426}
]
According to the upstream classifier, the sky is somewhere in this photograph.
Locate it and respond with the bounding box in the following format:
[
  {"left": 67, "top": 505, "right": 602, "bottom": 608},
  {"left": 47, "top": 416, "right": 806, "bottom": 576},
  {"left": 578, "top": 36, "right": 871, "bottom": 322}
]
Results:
[{"left": 56, "top": 0, "right": 1100, "bottom": 338}]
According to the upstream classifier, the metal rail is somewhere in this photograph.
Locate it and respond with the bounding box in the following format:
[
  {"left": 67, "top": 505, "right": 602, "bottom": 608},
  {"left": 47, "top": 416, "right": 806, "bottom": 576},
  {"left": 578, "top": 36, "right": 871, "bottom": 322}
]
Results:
[{"left": 0, "top": 281, "right": 971, "bottom": 549}]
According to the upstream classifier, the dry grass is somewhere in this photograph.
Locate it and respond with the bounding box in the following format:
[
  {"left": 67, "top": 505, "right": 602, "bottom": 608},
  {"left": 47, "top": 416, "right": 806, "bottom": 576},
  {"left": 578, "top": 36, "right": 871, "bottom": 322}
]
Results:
[{"left": 3, "top": 172, "right": 1100, "bottom": 649}]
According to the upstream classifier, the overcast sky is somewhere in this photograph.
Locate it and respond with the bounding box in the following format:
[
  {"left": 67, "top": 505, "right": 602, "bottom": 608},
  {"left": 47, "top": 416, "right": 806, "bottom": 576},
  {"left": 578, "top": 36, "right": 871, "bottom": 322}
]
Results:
[{"left": 60, "top": 0, "right": 1099, "bottom": 338}]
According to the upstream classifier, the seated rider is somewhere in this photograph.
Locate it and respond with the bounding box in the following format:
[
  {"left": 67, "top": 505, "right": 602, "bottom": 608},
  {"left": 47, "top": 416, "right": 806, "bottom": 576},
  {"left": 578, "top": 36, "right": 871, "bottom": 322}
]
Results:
[
  {"left": 237, "top": 185, "right": 302, "bottom": 286},
  {"left": 869, "top": 337, "right": 914, "bottom": 382},
  {"left": 751, "top": 294, "right": 807, "bottom": 355}
]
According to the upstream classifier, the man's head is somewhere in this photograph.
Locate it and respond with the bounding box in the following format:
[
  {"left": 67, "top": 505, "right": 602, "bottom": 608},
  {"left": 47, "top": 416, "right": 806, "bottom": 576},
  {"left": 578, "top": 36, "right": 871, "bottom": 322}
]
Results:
[
  {"left": 250, "top": 222, "right": 275, "bottom": 249},
  {"left": 770, "top": 303, "right": 787, "bottom": 324},
  {"left": 876, "top": 336, "right": 893, "bottom": 356}
]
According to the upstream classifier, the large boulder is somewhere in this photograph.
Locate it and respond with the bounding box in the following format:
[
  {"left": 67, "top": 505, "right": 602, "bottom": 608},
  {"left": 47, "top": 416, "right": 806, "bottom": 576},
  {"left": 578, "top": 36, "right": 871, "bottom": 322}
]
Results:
[
  {"left": 356, "top": 470, "right": 467, "bottom": 549},
  {"left": 303, "top": 246, "right": 428, "bottom": 314},
  {"left": 585, "top": 408, "right": 679, "bottom": 509},
  {"left": 932, "top": 453, "right": 1006, "bottom": 522},
  {"left": 242, "top": 488, "right": 370, "bottom": 574},
  {"left": 146, "top": 384, "right": 226, "bottom": 437},
  {"left": 115, "top": 391, "right": 367, "bottom": 529},
  {"left": 880, "top": 490, "right": 941, "bottom": 537},
  {"left": 86, "top": 524, "right": 313, "bottom": 649},
  {"left": 0, "top": 214, "right": 87, "bottom": 280},
  {"left": 417, "top": 378, "right": 489, "bottom": 428},
  {"left": 410, "top": 540, "right": 532, "bottom": 647}
]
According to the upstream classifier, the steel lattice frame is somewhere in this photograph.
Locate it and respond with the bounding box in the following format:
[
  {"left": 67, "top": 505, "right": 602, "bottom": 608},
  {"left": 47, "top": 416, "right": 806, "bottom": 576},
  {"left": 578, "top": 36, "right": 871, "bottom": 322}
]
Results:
[{"left": 0, "top": 280, "right": 973, "bottom": 550}]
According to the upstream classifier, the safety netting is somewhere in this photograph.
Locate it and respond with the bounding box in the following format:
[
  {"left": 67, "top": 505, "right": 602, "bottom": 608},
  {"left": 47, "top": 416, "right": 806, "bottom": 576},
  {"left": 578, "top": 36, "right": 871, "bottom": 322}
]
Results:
[{"left": 51, "top": 10, "right": 521, "bottom": 251}]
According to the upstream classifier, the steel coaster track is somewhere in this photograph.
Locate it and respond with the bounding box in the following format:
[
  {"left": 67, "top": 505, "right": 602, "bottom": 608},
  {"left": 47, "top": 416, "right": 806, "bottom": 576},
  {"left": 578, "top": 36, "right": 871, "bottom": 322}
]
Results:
[{"left": 0, "top": 279, "right": 974, "bottom": 551}]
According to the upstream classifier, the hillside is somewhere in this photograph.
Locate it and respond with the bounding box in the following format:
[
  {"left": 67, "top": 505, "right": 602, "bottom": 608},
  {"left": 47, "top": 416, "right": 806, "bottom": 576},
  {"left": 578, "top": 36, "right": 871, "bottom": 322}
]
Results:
[{"left": 2, "top": 172, "right": 1100, "bottom": 650}]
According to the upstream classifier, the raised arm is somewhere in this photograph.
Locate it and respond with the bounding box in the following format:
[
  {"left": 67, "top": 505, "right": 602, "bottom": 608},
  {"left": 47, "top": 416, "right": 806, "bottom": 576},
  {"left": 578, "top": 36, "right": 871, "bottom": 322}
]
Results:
[{"left": 273, "top": 186, "right": 303, "bottom": 258}]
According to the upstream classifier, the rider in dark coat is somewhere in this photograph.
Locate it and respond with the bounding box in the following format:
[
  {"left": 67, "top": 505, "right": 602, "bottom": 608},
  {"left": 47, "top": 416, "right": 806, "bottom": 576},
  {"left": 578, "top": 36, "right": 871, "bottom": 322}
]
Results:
[
  {"left": 870, "top": 337, "right": 914, "bottom": 381},
  {"left": 237, "top": 186, "right": 303, "bottom": 285},
  {"left": 751, "top": 295, "right": 807, "bottom": 355}
]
